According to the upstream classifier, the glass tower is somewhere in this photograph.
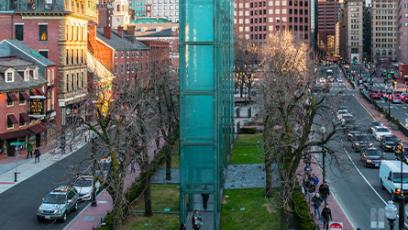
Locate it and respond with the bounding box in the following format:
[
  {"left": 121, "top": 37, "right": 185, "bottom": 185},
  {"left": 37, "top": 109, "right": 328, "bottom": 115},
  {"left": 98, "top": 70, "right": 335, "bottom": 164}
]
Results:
[{"left": 178, "top": 0, "right": 234, "bottom": 227}]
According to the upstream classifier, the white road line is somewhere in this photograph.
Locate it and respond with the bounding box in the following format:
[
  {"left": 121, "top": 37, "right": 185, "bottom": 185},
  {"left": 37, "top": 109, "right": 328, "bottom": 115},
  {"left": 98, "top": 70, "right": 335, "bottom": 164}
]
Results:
[
  {"left": 342, "top": 146, "right": 387, "bottom": 205},
  {"left": 330, "top": 186, "right": 357, "bottom": 230}
]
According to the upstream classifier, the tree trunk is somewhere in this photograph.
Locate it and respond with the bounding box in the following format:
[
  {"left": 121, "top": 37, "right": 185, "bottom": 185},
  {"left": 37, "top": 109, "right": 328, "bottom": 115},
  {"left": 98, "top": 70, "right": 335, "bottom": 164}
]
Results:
[
  {"left": 239, "top": 77, "right": 244, "bottom": 98},
  {"left": 264, "top": 153, "right": 273, "bottom": 197},
  {"left": 144, "top": 176, "right": 153, "bottom": 217},
  {"left": 165, "top": 144, "right": 172, "bottom": 181}
]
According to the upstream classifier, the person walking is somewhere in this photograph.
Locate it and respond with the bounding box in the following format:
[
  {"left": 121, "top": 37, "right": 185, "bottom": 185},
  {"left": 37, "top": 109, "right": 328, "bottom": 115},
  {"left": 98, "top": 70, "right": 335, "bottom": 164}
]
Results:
[
  {"left": 192, "top": 210, "right": 202, "bottom": 230},
  {"left": 321, "top": 204, "right": 332, "bottom": 230},
  {"left": 201, "top": 193, "right": 210, "bottom": 210},
  {"left": 311, "top": 193, "right": 322, "bottom": 220},
  {"left": 27, "top": 143, "right": 33, "bottom": 159},
  {"left": 310, "top": 174, "right": 320, "bottom": 187},
  {"left": 319, "top": 182, "right": 330, "bottom": 204},
  {"left": 34, "top": 149, "right": 41, "bottom": 163}
]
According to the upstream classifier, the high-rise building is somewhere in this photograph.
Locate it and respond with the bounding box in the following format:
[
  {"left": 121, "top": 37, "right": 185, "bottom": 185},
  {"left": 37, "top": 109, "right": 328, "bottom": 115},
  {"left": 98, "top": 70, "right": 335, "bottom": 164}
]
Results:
[
  {"left": 129, "top": 0, "right": 146, "bottom": 17},
  {"left": 398, "top": 0, "right": 408, "bottom": 69},
  {"left": 0, "top": 0, "right": 98, "bottom": 127},
  {"left": 345, "top": 0, "right": 363, "bottom": 63},
  {"left": 150, "top": 0, "right": 179, "bottom": 22},
  {"left": 371, "top": 0, "right": 399, "bottom": 63},
  {"left": 317, "top": 0, "right": 339, "bottom": 56},
  {"left": 363, "top": 3, "right": 372, "bottom": 62},
  {"left": 111, "top": 0, "right": 131, "bottom": 29},
  {"left": 234, "top": 0, "right": 311, "bottom": 44}
]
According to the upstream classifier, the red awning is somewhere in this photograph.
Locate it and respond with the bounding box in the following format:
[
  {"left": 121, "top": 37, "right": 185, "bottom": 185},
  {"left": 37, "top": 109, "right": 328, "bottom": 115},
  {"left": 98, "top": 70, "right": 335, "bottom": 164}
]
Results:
[
  {"left": 22, "top": 92, "right": 30, "bottom": 100},
  {"left": 7, "top": 114, "right": 18, "bottom": 124},
  {"left": 7, "top": 93, "right": 18, "bottom": 101},
  {"left": 34, "top": 89, "right": 44, "bottom": 96},
  {"left": 28, "top": 123, "right": 47, "bottom": 134},
  {"left": 0, "top": 130, "right": 31, "bottom": 140},
  {"left": 20, "top": 113, "right": 30, "bottom": 122}
]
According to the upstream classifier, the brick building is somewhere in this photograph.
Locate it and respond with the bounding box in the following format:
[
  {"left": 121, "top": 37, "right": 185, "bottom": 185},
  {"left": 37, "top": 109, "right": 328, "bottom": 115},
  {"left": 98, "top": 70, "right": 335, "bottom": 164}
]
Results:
[
  {"left": 0, "top": 40, "right": 56, "bottom": 156},
  {"left": 0, "top": 0, "right": 97, "bottom": 127},
  {"left": 398, "top": 0, "right": 408, "bottom": 78},
  {"left": 234, "top": 0, "right": 311, "bottom": 44},
  {"left": 317, "top": 0, "right": 339, "bottom": 57}
]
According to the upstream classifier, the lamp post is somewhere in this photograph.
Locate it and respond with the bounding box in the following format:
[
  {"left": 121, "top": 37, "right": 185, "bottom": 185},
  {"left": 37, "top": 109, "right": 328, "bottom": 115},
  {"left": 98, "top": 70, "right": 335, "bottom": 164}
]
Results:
[
  {"left": 385, "top": 200, "right": 398, "bottom": 230},
  {"left": 320, "top": 126, "right": 327, "bottom": 182},
  {"left": 385, "top": 84, "right": 393, "bottom": 118}
]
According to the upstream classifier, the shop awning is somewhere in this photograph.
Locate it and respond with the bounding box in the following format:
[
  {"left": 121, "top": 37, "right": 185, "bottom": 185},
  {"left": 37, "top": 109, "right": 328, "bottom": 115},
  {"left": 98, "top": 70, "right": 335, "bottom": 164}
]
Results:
[
  {"left": 7, "top": 93, "right": 18, "bottom": 101},
  {"left": 33, "top": 89, "right": 44, "bottom": 96},
  {"left": 22, "top": 92, "right": 30, "bottom": 100},
  {"left": 0, "top": 130, "right": 31, "bottom": 140},
  {"left": 29, "top": 123, "right": 47, "bottom": 134},
  {"left": 20, "top": 113, "right": 30, "bottom": 122},
  {"left": 7, "top": 114, "right": 18, "bottom": 124}
]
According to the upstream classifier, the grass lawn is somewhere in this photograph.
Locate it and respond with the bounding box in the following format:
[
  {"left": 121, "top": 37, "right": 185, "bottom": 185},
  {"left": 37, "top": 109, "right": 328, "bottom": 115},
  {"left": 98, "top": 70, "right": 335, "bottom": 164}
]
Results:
[
  {"left": 126, "top": 214, "right": 179, "bottom": 230},
  {"left": 230, "top": 133, "right": 264, "bottom": 164},
  {"left": 221, "top": 188, "right": 282, "bottom": 230},
  {"left": 132, "top": 184, "right": 179, "bottom": 212}
]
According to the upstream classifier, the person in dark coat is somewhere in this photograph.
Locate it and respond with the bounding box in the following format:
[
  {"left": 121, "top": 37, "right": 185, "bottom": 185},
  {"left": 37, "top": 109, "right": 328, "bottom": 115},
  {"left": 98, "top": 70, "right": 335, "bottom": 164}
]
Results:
[
  {"left": 34, "top": 149, "right": 41, "bottom": 163},
  {"left": 312, "top": 193, "right": 322, "bottom": 219},
  {"left": 319, "top": 182, "right": 330, "bottom": 203},
  {"left": 27, "top": 143, "right": 33, "bottom": 159},
  {"left": 201, "top": 193, "right": 210, "bottom": 210},
  {"left": 192, "top": 210, "right": 202, "bottom": 230},
  {"left": 321, "top": 204, "right": 332, "bottom": 230}
]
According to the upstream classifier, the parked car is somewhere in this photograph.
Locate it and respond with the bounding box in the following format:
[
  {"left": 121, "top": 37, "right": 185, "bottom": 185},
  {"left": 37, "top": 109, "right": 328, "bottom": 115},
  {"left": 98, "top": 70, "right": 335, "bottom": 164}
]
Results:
[
  {"left": 391, "top": 94, "right": 402, "bottom": 104},
  {"left": 372, "top": 126, "right": 392, "bottom": 141},
  {"left": 369, "top": 90, "right": 382, "bottom": 100},
  {"left": 361, "top": 148, "right": 383, "bottom": 168},
  {"left": 73, "top": 176, "right": 101, "bottom": 201},
  {"left": 351, "top": 134, "right": 373, "bottom": 152},
  {"left": 368, "top": 121, "right": 384, "bottom": 133},
  {"left": 37, "top": 185, "right": 79, "bottom": 222},
  {"left": 400, "top": 93, "right": 408, "bottom": 103},
  {"left": 380, "top": 135, "right": 400, "bottom": 152}
]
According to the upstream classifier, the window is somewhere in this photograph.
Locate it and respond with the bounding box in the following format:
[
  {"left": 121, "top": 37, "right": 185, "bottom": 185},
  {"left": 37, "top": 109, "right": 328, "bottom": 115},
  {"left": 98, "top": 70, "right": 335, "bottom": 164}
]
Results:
[
  {"left": 19, "top": 92, "right": 26, "bottom": 105},
  {"left": 39, "top": 50, "right": 48, "bottom": 58},
  {"left": 15, "top": 24, "right": 24, "bottom": 41},
  {"left": 24, "top": 69, "right": 30, "bottom": 81},
  {"left": 33, "top": 68, "right": 39, "bottom": 80},
  {"left": 5, "top": 70, "right": 14, "bottom": 83},
  {"left": 39, "top": 25, "right": 48, "bottom": 41}
]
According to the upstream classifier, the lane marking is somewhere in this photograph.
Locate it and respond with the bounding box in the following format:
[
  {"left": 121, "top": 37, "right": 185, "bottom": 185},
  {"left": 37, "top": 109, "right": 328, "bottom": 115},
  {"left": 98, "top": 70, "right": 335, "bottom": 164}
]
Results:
[{"left": 330, "top": 185, "right": 357, "bottom": 230}]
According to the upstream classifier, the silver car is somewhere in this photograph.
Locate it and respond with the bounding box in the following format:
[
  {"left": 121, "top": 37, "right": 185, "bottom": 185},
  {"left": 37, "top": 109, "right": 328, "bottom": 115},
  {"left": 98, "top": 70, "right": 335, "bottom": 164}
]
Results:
[{"left": 37, "top": 185, "right": 79, "bottom": 222}]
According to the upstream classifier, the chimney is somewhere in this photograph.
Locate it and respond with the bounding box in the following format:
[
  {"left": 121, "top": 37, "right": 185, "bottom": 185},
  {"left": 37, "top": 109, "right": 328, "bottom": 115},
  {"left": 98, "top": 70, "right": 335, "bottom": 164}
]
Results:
[
  {"left": 117, "top": 26, "right": 124, "bottom": 38},
  {"left": 127, "top": 25, "right": 136, "bottom": 35},
  {"left": 104, "top": 26, "right": 111, "bottom": 39}
]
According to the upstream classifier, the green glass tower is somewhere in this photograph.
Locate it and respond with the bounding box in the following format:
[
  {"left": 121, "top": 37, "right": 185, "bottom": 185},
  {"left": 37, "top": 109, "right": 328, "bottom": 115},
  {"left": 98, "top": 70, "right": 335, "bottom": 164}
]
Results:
[{"left": 178, "top": 0, "right": 234, "bottom": 227}]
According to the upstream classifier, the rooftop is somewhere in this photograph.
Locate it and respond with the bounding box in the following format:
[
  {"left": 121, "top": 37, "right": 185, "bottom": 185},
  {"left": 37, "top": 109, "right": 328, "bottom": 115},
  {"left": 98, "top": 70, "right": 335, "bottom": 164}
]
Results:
[
  {"left": 96, "top": 28, "right": 149, "bottom": 51},
  {"left": 0, "top": 40, "right": 54, "bottom": 67},
  {"left": 131, "top": 17, "right": 172, "bottom": 24}
]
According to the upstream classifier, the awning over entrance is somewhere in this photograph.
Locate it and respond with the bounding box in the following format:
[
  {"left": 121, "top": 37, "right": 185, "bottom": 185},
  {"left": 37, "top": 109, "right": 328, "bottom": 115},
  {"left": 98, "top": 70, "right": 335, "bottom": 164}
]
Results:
[
  {"left": 0, "top": 129, "right": 31, "bottom": 140},
  {"left": 29, "top": 123, "right": 47, "bottom": 134},
  {"left": 7, "top": 114, "right": 18, "bottom": 124},
  {"left": 22, "top": 92, "right": 30, "bottom": 100},
  {"left": 20, "top": 113, "right": 30, "bottom": 122},
  {"left": 7, "top": 93, "right": 18, "bottom": 101}
]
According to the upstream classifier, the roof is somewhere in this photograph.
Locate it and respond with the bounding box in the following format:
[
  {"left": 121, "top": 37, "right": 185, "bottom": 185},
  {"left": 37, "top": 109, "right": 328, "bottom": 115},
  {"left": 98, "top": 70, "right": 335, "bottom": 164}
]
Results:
[
  {"left": 382, "top": 160, "right": 408, "bottom": 172},
  {"left": 134, "top": 28, "right": 178, "bottom": 37},
  {"left": 0, "top": 40, "right": 54, "bottom": 67},
  {"left": 131, "top": 17, "right": 172, "bottom": 24},
  {"left": 96, "top": 28, "right": 149, "bottom": 51}
]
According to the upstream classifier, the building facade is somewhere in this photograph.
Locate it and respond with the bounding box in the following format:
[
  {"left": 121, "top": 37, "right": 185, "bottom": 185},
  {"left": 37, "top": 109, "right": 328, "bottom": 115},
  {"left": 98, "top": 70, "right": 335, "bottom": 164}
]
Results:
[
  {"left": 0, "top": 0, "right": 97, "bottom": 127},
  {"left": 150, "top": 0, "right": 179, "bottom": 22},
  {"left": 129, "top": 0, "right": 146, "bottom": 17},
  {"left": 363, "top": 4, "right": 372, "bottom": 62},
  {"left": 234, "top": 0, "right": 311, "bottom": 44},
  {"left": 317, "top": 0, "right": 339, "bottom": 57},
  {"left": 371, "top": 0, "right": 399, "bottom": 63},
  {"left": 345, "top": 0, "right": 363, "bottom": 63},
  {"left": 398, "top": 0, "right": 408, "bottom": 74},
  {"left": 0, "top": 40, "right": 56, "bottom": 156},
  {"left": 111, "top": 0, "right": 130, "bottom": 29}
]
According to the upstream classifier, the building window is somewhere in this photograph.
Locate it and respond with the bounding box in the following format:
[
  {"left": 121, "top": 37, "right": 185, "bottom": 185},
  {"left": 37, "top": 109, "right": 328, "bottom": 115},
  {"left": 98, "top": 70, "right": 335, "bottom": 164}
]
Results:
[
  {"left": 19, "top": 92, "right": 26, "bottom": 105},
  {"left": 24, "top": 69, "right": 30, "bottom": 81},
  {"left": 5, "top": 70, "right": 14, "bottom": 83},
  {"left": 39, "top": 50, "right": 48, "bottom": 58},
  {"left": 33, "top": 68, "right": 39, "bottom": 80},
  {"left": 39, "top": 25, "right": 48, "bottom": 41},
  {"left": 15, "top": 24, "right": 24, "bottom": 41},
  {"left": 66, "top": 74, "right": 69, "bottom": 92}
]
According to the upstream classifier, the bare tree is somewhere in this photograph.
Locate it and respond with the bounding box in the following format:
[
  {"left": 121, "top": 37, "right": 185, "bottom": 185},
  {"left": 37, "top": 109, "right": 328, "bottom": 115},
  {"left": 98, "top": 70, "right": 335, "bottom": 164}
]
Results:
[
  {"left": 234, "top": 38, "right": 258, "bottom": 101},
  {"left": 258, "top": 31, "right": 337, "bottom": 226}
]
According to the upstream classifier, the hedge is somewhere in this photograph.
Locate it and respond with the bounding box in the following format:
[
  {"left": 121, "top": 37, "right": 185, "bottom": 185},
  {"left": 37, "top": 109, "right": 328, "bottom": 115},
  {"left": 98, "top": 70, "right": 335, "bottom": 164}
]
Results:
[
  {"left": 292, "top": 188, "right": 317, "bottom": 230},
  {"left": 240, "top": 127, "right": 257, "bottom": 134}
]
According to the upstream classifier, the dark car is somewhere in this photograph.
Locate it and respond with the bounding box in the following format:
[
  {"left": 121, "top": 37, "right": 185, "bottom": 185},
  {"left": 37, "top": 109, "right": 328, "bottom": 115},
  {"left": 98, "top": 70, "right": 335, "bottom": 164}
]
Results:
[
  {"left": 351, "top": 134, "right": 372, "bottom": 152},
  {"left": 361, "top": 148, "right": 383, "bottom": 168},
  {"left": 380, "top": 135, "right": 400, "bottom": 152},
  {"left": 346, "top": 126, "right": 362, "bottom": 140},
  {"left": 341, "top": 114, "right": 355, "bottom": 127}
]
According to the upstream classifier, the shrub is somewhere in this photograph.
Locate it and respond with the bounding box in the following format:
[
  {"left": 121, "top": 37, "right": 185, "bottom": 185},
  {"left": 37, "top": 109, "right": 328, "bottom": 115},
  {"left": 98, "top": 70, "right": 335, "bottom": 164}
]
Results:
[
  {"left": 292, "top": 188, "right": 316, "bottom": 230},
  {"left": 240, "top": 127, "right": 257, "bottom": 134}
]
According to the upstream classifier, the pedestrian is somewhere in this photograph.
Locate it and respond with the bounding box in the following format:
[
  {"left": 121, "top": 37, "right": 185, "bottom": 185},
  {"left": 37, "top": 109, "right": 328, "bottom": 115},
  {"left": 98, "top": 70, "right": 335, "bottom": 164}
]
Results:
[
  {"left": 27, "top": 143, "right": 33, "bottom": 158},
  {"left": 192, "top": 210, "right": 202, "bottom": 230},
  {"left": 319, "top": 182, "right": 330, "bottom": 204},
  {"left": 179, "top": 224, "right": 186, "bottom": 230},
  {"left": 34, "top": 149, "right": 41, "bottom": 163},
  {"left": 310, "top": 174, "right": 320, "bottom": 187},
  {"left": 201, "top": 193, "right": 210, "bottom": 210},
  {"left": 312, "top": 193, "right": 322, "bottom": 219},
  {"left": 321, "top": 204, "right": 332, "bottom": 230}
]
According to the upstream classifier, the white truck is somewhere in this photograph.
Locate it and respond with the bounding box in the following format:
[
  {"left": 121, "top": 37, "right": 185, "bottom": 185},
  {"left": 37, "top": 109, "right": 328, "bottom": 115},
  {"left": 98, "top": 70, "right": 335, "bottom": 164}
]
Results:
[{"left": 379, "top": 160, "right": 408, "bottom": 200}]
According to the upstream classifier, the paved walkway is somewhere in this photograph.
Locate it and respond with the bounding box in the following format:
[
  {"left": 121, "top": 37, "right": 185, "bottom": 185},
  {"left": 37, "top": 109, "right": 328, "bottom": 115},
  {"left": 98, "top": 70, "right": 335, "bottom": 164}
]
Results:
[{"left": 0, "top": 134, "right": 87, "bottom": 194}]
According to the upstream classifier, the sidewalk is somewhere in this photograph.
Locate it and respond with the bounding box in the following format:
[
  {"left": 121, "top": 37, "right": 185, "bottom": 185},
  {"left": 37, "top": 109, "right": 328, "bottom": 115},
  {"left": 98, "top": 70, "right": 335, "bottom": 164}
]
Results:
[
  {"left": 64, "top": 138, "right": 164, "bottom": 230},
  {"left": 0, "top": 133, "right": 88, "bottom": 194}
]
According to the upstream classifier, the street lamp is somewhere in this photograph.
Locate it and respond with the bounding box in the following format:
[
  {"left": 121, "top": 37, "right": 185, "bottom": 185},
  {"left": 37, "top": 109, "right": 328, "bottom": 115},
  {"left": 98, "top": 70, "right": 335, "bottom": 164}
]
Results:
[
  {"left": 385, "top": 200, "right": 397, "bottom": 230},
  {"left": 385, "top": 84, "right": 393, "bottom": 118},
  {"left": 320, "top": 126, "right": 327, "bottom": 182}
]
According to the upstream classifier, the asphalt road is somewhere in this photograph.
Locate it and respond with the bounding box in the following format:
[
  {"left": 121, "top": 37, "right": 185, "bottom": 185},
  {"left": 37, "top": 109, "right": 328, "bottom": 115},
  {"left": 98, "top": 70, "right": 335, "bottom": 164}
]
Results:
[
  {"left": 0, "top": 142, "right": 100, "bottom": 230},
  {"left": 316, "top": 66, "right": 407, "bottom": 229}
]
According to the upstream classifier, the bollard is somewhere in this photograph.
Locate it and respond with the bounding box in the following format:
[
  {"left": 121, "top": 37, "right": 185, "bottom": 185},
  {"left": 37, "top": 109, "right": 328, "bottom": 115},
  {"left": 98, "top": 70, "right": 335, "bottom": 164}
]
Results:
[{"left": 14, "top": 172, "right": 20, "bottom": 182}]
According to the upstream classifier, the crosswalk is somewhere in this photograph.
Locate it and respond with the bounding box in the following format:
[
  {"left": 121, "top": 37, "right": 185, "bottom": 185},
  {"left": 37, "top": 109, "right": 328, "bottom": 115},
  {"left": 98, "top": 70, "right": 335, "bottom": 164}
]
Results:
[{"left": 321, "top": 82, "right": 355, "bottom": 96}]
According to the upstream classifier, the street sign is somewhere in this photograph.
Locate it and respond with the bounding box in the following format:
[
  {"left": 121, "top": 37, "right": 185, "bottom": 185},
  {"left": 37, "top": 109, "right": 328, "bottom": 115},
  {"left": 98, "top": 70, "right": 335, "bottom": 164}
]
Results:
[{"left": 329, "top": 222, "right": 343, "bottom": 230}]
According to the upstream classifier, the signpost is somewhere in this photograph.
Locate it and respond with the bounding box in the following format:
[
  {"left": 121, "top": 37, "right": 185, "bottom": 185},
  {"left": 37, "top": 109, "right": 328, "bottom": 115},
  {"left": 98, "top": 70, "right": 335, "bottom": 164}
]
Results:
[{"left": 329, "top": 222, "right": 343, "bottom": 230}]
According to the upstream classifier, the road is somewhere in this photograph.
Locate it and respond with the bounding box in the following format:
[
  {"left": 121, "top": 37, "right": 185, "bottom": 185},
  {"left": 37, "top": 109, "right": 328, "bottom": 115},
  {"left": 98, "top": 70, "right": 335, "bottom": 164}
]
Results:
[
  {"left": 317, "top": 65, "right": 406, "bottom": 229},
  {"left": 0, "top": 142, "right": 101, "bottom": 230}
]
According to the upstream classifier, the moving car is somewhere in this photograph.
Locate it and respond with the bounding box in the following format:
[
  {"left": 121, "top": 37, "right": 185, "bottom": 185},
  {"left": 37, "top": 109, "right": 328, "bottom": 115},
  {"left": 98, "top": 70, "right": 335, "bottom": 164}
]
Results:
[
  {"left": 341, "top": 114, "right": 355, "bottom": 127},
  {"left": 73, "top": 176, "right": 101, "bottom": 201},
  {"left": 368, "top": 121, "right": 384, "bottom": 133},
  {"left": 380, "top": 160, "right": 408, "bottom": 200},
  {"left": 351, "top": 134, "right": 372, "bottom": 152},
  {"left": 369, "top": 90, "right": 382, "bottom": 100},
  {"left": 380, "top": 135, "right": 400, "bottom": 152},
  {"left": 372, "top": 126, "right": 392, "bottom": 141},
  {"left": 37, "top": 185, "right": 79, "bottom": 222},
  {"left": 336, "top": 109, "right": 351, "bottom": 120},
  {"left": 361, "top": 148, "right": 383, "bottom": 168},
  {"left": 391, "top": 94, "right": 402, "bottom": 104},
  {"left": 346, "top": 125, "right": 362, "bottom": 140}
]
